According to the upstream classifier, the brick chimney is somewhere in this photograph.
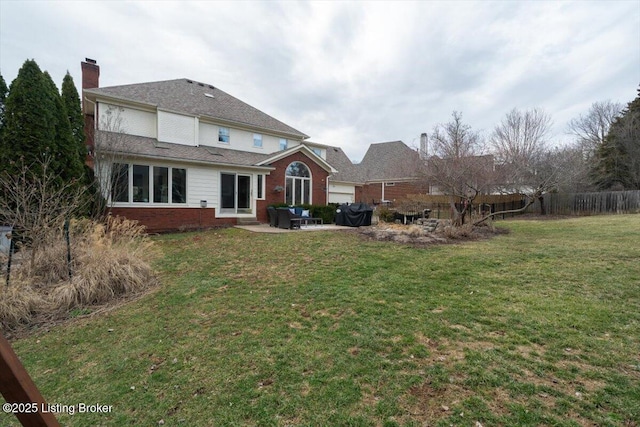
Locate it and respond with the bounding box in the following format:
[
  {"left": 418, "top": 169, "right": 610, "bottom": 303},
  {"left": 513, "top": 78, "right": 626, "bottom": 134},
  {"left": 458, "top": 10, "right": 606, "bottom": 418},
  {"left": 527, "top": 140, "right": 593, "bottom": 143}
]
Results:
[
  {"left": 419, "top": 133, "right": 428, "bottom": 159},
  {"left": 81, "top": 58, "right": 100, "bottom": 89}
]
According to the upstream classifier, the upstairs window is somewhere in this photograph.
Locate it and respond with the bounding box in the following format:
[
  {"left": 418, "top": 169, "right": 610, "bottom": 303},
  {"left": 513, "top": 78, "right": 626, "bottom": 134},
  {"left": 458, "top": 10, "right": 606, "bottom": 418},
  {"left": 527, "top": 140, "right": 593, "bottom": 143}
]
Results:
[
  {"left": 218, "top": 127, "right": 230, "bottom": 143},
  {"left": 253, "top": 133, "right": 263, "bottom": 148},
  {"left": 279, "top": 138, "right": 288, "bottom": 151},
  {"left": 312, "top": 147, "right": 322, "bottom": 156}
]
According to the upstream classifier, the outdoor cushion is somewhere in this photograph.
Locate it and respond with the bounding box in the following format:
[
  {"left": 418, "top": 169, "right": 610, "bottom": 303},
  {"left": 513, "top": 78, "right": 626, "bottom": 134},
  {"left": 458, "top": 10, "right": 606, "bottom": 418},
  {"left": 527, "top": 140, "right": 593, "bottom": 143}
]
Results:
[{"left": 302, "top": 210, "right": 310, "bottom": 217}]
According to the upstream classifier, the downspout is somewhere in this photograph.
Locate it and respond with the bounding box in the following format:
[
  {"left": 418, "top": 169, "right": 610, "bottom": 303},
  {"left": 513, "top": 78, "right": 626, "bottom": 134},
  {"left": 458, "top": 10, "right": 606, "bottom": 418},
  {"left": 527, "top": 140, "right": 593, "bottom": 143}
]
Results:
[{"left": 381, "top": 182, "right": 385, "bottom": 202}]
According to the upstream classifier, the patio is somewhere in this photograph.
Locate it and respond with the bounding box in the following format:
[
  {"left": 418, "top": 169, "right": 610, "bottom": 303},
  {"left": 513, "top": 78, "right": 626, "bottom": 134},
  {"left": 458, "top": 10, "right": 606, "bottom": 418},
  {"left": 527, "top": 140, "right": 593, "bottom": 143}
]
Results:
[{"left": 234, "top": 223, "right": 348, "bottom": 233}]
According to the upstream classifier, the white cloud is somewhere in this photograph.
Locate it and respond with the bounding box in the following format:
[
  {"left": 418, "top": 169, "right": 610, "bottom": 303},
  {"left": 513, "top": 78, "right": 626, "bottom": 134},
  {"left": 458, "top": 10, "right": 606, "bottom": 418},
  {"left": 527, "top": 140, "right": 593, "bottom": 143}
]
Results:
[{"left": 1, "top": 0, "right": 638, "bottom": 160}]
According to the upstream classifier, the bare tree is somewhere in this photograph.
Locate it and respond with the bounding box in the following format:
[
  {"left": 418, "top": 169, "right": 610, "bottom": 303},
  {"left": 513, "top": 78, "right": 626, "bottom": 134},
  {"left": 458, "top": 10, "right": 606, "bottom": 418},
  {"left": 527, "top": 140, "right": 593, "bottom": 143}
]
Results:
[
  {"left": 551, "top": 144, "right": 594, "bottom": 193},
  {"left": 0, "top": 157, "right": 88, "bottom": 269},
  {"left": 488, "top": 108, "right": 557, "bottom": 217},
  {"left": 87, "top": 105, "right": 130, "bottom": 218},
  {"left": 568, "top": 100, "right": 623, "bottom": 159},
  {"left": 426, "top": 111, "right": 493, "bottom": 225}
]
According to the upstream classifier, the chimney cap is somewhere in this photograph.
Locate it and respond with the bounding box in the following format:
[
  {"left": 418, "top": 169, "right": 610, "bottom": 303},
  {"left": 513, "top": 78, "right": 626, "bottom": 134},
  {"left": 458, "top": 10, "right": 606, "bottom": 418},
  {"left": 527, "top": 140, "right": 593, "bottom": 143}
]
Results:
[{"left": 85, "top": 58, "right": 97, "bottom": 64}]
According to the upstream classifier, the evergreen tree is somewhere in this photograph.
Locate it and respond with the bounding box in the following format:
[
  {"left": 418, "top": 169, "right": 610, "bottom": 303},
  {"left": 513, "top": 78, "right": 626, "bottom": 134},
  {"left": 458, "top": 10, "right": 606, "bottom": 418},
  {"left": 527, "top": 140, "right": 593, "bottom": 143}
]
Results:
[
  {"left": 61, "top": 72, "right": 86, "bottom": 165},
  {"left": 0, "top": 60, "right": 56, "bottom": 179},
  {"left": 0, "top": 73, "right": 8, "bottom": 133},
  {"left": 42, "top": 71, "right": 85, "bottom": 184},
  {"left": 0, "top": 60, "right": 86, "bottom": 188},
  {"left": 594, "top": 88, "right": 640, "bottom": 190}
]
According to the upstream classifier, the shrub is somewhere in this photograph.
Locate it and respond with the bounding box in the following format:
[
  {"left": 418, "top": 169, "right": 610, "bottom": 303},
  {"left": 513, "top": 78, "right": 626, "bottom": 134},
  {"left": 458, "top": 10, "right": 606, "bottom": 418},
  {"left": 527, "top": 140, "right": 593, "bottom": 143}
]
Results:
[
  {"left": 0, "top": 216, "right": 159, "bottom": 330},
  {"left": 0, "top": 284, "right": 45, "bottom": 329},
  {"left": 268, "top": 203, "right": 337, "bottom": 224},
  {"left": 443, "top": 222, "right": 474, "bottom": 239},
  {"left": 377, "top": 207, "right": 396, "bottom": 223}
]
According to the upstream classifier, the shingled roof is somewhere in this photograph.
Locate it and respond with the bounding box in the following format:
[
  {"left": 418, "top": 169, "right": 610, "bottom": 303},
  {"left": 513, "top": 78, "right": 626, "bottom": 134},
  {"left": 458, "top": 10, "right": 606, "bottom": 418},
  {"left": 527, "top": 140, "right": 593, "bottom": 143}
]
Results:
[
  {"left": 359, "top": 141, "right": 425, "bottom": 181},
  {"left": 85, "top": 79, "right": 308, "bottom": 139},
  {"left": 325, "top": 146, "right": 367, "bottom": 183},
  {"left": 96, "top": 131, "right": 273, "bottom": 168}
]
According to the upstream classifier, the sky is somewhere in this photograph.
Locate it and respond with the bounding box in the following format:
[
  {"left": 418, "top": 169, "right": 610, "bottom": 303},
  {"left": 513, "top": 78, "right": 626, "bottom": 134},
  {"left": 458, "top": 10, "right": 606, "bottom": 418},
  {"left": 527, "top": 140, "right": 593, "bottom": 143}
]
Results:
[{"left": 1, "top": 1, "right": 638, "bottom": 162}]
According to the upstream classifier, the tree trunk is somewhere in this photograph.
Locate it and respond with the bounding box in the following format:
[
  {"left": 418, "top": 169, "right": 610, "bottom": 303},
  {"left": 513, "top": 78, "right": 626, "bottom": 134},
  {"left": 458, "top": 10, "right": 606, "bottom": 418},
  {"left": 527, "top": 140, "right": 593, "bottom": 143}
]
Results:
[
  {"left": 539, "top": 195, "right": 546, "bottom": 215},
  {"left": 450, "top": 200, "right": 462, "bottom": 226}
]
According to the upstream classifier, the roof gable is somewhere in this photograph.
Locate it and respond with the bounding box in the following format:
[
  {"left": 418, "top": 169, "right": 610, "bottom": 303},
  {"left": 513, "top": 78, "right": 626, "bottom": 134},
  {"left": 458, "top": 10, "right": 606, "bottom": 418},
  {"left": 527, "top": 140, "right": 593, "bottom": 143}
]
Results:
[
  {"left": 360, "top": 141, "right": 425, "bottom": 181},
  {"left": 85, "top": 79, "right": 308, "bottom": 139},
  {"left": 257, "top": 144, "right": 336, "bottom": 173}
]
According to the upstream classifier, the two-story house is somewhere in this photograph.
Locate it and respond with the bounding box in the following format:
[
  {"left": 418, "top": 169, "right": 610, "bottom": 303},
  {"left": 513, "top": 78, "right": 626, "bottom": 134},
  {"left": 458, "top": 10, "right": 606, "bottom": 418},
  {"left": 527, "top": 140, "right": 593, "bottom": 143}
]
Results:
[{"left": 81, "top": 59, "right": 336, "bottom": 232}]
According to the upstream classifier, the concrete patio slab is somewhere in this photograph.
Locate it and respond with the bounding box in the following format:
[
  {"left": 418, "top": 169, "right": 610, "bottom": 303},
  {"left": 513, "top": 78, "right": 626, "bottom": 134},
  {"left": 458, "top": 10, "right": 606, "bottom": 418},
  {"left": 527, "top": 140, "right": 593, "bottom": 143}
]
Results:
[{"left": 234, "top": 224, "right": 349, "bottom": 233}]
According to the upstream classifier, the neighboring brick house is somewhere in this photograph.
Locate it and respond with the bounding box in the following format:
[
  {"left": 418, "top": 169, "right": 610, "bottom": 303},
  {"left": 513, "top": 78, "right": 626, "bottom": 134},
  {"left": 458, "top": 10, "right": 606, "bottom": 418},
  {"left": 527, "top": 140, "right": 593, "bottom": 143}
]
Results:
[
  {"left": 325, "top": 146, "right": 367, "bottom": 204},
  {"left": 358, "top": 141, "right": 428, "bottom": 204},
  {"left": 81, "top": 59, "right": 335, "bottom": 232},
  {"left": 323, "top": 140, "right": 429, "bottom": 205}
]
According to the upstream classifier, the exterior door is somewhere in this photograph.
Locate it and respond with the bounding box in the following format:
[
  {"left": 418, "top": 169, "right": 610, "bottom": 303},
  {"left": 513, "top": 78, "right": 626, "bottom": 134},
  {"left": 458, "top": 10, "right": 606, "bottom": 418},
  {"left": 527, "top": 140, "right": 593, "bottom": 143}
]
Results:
[{"left": 221, "top": 173, "right": 252, "bottom": 214}]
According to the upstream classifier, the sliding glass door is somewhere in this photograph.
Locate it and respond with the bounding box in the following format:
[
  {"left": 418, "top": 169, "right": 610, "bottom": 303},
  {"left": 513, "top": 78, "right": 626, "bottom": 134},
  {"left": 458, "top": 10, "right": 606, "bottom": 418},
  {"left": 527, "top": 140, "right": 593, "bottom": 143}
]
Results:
[{"left": 220, "top": 173, "right": 252, "bottom": 214}]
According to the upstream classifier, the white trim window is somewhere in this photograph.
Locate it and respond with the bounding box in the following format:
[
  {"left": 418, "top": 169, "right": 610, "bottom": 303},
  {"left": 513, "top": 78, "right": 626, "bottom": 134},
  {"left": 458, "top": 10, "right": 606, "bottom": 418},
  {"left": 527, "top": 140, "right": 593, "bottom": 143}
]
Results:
[
  {"left": 257, "top": 174, "right": 265, "bottom": 200},
  {"left": 111, "top": 163, "right": 187, "bottom": 204},
  {"left": 219, "top": 127, "right": 230, "bottom": 143},
  {"left": 253, "top": 133, "right": 263, "bottom": 148},
  {"left": 279, "top": 138, "right": 288, "bottom": 151},
  {"left": 285, "top": 161, "right": 311, "bottom": 205}
]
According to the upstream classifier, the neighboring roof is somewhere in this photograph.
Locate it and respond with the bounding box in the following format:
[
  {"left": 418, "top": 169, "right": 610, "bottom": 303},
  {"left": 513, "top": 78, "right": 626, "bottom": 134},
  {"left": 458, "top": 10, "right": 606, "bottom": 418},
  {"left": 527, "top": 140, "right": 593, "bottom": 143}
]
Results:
[
  {"left": 325, "top": 146, "right": 367, "bottom": 183},
  {"left": 96, "top": 131, "right": 272, "bottom": 168},
  {"left": 85, "top": 79, "right": 309, "bottom": 139},
  {"left": 359, "top": 141, "right": 425, "bottom": 181}
]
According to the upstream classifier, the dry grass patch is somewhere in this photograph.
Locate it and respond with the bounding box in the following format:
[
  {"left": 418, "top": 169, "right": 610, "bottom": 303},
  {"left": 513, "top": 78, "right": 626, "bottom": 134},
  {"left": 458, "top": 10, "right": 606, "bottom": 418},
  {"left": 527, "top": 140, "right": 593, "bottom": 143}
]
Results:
[{"left": 0, "top": 216, "right": 159, "bottom": 332}]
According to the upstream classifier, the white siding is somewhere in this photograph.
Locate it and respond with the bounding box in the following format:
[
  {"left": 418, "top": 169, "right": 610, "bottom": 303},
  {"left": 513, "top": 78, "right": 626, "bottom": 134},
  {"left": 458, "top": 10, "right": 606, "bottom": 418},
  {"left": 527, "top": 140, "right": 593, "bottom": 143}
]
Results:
[
  {"left": 158, "top": 111, "right": 196, "bottom": 146},
  {"left": 224, "top": 128, "right": 287, "bottom": 153},
  {"left": 198, "top": 121, "right": 299, "bottom": 153},
  {"left": 329, "top": 182, "right": 355, "bottom": 204},
  {"left": 187, "top": 165, "right": 217, "bottom": 207},
  {"left": 198, "top": 122, "right": 218, "bottom": 147},
  {"left": 308, "top": 146, "right": 326, "bottom": 160},
  {"left": 98, "top": 102, "right": 156, "bottom": 138}
]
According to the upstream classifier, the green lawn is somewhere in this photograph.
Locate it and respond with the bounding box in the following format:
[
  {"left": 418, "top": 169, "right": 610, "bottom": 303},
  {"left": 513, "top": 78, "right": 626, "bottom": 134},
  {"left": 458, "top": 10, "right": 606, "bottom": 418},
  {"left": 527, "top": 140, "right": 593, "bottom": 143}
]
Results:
[{"left": 2, "top": 216, "right": 639, "bottom": 426}]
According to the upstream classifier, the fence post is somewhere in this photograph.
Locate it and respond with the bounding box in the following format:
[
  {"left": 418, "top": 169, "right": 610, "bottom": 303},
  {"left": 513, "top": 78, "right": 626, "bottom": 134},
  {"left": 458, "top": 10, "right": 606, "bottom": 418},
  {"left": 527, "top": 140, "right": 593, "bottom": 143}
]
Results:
[
  {"left": 64, "top": 219, "right": 72, "bottom": 280},
  {"left": 5, "top": 238, "right": 15, "bottom": 287}
]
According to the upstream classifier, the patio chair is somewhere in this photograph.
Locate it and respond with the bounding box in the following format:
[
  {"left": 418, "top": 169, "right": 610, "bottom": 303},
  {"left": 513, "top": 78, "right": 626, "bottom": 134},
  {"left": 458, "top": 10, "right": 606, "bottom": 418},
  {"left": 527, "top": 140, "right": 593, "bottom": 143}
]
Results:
[
  {"left": 276, "top": 208, "right": 302, "bottom": 229},
  {"left": 267, "top": 206, "right": 279, "bottom": 227}
]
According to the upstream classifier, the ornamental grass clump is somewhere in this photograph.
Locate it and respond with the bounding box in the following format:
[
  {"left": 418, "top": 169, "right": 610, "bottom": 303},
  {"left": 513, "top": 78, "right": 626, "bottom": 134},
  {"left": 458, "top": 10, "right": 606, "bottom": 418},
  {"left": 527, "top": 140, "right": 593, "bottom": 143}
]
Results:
[
  {"left": 0, "top": 282, "right": 44, "bottom": 329},
  {"left": 0, "top": 216, "right": 158, "bottom": 330}
]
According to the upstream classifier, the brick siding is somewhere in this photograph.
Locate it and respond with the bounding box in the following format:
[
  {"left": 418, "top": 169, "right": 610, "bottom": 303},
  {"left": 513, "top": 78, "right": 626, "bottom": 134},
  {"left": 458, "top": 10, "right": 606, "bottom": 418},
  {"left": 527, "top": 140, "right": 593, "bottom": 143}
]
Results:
[
  {"left": 109, "top": 207, "right": 235, "bottom": 233},
  {"left": 361, "top": 181, "right": 426, "bottom": 205},
  {"left": 263, "top": 151, "right": 329, "bottom": 208}
]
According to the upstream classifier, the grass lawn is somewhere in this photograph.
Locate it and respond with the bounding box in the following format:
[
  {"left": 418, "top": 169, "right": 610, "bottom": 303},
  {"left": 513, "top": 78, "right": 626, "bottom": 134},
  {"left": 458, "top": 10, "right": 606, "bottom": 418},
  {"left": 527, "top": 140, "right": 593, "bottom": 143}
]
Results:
[{"left": 1, "top": 215, "right": 639, "bottom": 426}]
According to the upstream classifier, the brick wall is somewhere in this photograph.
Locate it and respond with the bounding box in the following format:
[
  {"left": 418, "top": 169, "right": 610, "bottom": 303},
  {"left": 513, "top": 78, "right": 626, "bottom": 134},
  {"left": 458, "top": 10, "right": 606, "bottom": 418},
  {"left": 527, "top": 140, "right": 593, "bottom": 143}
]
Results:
[
  {"left": 109, "top": 207, "right": 236, "bottom": 233},
  {"left": 263, "top": 151, "right": 329, "bottom": 208},
  {"left": 361, "top": 181, "right": 427, "bottom": 205}
]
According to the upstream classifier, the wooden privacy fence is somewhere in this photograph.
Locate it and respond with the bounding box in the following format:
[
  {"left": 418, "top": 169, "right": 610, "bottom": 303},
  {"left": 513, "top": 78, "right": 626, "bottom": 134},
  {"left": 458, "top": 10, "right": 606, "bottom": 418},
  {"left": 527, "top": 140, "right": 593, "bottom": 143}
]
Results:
[
  {"left": 385, "top": 194, "right": 527, "bottom": 220},
  {"left": 533, "top": 190, "right": 640, "bottom": 216}
]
